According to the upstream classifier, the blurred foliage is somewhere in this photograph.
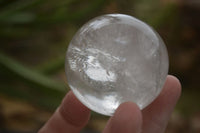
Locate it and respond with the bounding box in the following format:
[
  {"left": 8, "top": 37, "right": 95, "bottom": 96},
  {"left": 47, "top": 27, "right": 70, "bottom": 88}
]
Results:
[{"left": 0, "top": 0, "right": 200, "bottom": 132}]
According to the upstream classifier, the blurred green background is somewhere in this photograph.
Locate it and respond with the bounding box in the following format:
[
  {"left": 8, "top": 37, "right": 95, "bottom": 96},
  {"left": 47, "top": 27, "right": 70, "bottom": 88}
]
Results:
[{"left": 0, "top": 0, "right": 199, "bottom": 132}]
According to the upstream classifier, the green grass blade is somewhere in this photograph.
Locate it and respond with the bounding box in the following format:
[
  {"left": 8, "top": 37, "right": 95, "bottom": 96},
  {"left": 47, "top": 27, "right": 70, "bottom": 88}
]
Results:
[{"left": 0, "top": 52, "right": 66, "bottom": 92}]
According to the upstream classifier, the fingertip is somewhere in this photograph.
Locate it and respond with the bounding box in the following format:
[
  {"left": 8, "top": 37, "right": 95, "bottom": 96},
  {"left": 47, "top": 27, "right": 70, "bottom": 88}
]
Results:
[
  {"left": 104, "top": 102, "right": 142, "bottom": 133},
  {"left": 151, "top": 75, "right": 182, "bottom": 111},
  {"left": 141, "top": 75, "right": 182, "bottom": 133},
  {"left": 59, "top": 91, "right": 90, "bottom": 127},
  {"left": 38, "top": 91, "right": 91, "bottom": 133},
  {"left": 115, "top": 102, "right": 142, "bottom": 121},
  {"left": 115, "top": 102, "right": 142, "bottom": 127},
  {"left": 165, "top": 75, "right": 182, "bottom": 101},
  {"left": 167, "top": 75, "right": 182, "bottom": 90},
  {"left": 63, "top": 91, "right": 90, "bottom": 113}
]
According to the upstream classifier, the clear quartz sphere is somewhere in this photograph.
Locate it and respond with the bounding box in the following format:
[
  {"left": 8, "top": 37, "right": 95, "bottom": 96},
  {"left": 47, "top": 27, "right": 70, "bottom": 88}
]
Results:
[{"left": 65, "top": 14, "right": 169, "bottom": 116}]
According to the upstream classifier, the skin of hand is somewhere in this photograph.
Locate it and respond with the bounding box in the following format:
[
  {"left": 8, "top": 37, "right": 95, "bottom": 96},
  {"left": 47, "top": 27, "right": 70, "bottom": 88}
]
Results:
[{"left": 38, "top": 75, "right": 181, "bottom": 133}]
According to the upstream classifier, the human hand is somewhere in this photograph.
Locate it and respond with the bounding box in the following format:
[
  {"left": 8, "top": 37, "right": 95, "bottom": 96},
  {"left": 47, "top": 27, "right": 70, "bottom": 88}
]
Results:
[{"left": 38, "top": 75, "right": 181, "bottom": 133}]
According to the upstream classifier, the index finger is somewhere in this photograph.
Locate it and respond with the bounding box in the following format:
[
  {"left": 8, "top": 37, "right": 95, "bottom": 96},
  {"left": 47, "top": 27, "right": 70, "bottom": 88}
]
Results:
[{"left": 38, "top": 91, "right": 91, "bottom": 133}]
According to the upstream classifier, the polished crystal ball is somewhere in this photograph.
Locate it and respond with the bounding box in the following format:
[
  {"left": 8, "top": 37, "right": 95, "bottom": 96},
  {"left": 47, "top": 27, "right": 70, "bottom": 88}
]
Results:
[{"left": 65, "top": 14, "right": 168, "bottom": 116}]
